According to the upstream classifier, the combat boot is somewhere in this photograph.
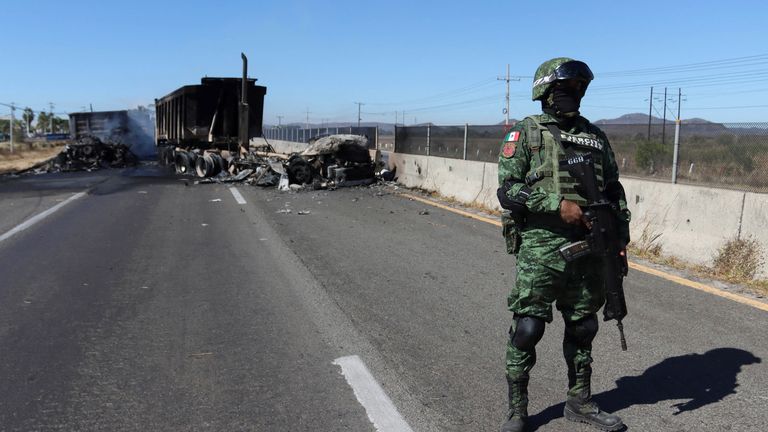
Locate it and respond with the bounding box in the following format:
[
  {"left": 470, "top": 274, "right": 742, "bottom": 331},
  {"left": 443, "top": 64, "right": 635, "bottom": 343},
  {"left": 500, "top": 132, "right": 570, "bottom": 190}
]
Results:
[
  {"left": 500, "top": 374, "right": 528, "bottom": 432},
  {"left": 564, "top": 369, "right": 623, "bottom": 431}
]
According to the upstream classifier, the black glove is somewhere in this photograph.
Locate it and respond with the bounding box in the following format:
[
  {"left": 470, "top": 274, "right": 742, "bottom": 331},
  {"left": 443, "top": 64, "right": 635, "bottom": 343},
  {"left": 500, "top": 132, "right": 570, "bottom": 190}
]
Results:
[{"left": 497, "top": 180, "right": 516, "bottom": 210}]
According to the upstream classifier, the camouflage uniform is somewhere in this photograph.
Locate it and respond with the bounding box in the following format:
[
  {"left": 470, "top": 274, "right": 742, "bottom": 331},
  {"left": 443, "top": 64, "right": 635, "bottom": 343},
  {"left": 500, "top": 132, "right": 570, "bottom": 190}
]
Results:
[
  {"left": 500, "top": 113, "right": 629, "bottom": 377},
  {"left": 498, "top": 58, "right": 630, "bottom": 432}
]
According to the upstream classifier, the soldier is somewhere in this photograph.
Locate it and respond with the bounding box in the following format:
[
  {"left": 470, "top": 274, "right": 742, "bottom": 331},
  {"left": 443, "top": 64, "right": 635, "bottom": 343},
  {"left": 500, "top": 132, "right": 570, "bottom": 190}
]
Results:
[{"left": 496, "top": 58, "right": 631, "bottom": 432}]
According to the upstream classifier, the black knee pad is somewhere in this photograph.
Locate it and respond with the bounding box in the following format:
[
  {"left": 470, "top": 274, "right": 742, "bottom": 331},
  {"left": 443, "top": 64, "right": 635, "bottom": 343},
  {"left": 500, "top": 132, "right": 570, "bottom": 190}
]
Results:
[
  {"left": 564, "top": 314, "right": 598, "bottom": 346},
  {"left": 510, "top": 316, "right": 545, "bottom": 350}
]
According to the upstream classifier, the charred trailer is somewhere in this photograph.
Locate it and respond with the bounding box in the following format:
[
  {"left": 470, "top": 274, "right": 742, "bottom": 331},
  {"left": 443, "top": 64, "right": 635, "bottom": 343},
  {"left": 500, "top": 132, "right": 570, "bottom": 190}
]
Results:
[
  {"left": 155, "top": 54, "right": 267, "bottom": 173},
  {"left": 68, "top": 110, "right": 155, "bottom": 159}
]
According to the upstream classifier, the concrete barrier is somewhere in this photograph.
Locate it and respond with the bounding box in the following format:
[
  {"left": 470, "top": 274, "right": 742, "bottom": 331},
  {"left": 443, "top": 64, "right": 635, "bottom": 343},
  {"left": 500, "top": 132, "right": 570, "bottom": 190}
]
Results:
[{"left": 622, "top": 179, "right": 743, "bottom": 264}]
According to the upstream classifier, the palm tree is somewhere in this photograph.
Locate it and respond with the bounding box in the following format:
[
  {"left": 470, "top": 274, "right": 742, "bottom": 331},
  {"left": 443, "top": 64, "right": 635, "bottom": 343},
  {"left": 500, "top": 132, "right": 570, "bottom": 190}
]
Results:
[{"left": 22, "top": 107, "right": 34, "bottom": 136}]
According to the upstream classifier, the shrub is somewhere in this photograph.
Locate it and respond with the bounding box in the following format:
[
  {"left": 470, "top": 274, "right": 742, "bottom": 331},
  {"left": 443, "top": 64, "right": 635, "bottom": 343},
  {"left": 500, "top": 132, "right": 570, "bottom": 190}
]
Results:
[{"left": 711, "top": 236, "right": 764, "bottom": 281}]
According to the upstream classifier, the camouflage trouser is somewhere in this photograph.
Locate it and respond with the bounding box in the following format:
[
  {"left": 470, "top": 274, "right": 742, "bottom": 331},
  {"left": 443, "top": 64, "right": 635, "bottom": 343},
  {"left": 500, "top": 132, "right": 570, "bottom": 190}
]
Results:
[{"left": 505, "top": 228, "right": 604, "bottom": 387}]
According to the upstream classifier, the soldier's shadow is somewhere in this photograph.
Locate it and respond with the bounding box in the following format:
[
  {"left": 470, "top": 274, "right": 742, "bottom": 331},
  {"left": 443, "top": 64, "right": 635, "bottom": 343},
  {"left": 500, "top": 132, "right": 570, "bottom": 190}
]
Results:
[{"left": 528, "top": 347, "right": 761, "bottom": 431}]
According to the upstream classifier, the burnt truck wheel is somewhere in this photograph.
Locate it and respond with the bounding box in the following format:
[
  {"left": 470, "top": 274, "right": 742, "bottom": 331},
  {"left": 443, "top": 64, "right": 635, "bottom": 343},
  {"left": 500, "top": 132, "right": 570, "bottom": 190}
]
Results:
[
  {"left": 174, "top": 151, "right": 194, "bottom": 174},
  {"left": 287, "top": 156, "right": 312, "bottom": 184},
  {"left": 195, "top": 154, "right": 214, "bottom": 177},
  {"left": 209, "top": 153, "right": 227, "bottom": 175},
  {"left": 159, "top": 147, "right": 175, "bottom": 166},
  {"left": 195, "top": 153, "right": 225, "bottom": 178}
]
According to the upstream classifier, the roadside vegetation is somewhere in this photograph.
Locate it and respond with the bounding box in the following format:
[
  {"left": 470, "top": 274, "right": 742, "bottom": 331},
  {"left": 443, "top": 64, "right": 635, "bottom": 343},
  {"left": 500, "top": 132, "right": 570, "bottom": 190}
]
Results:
[{"left": 628, "top": 224, "right": 768, "bottom": 298}]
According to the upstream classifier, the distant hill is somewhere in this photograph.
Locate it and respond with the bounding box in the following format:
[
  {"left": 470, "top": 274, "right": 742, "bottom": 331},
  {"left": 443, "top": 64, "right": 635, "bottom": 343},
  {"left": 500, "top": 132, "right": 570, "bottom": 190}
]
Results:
[
  {"left": 596, "top": 113, "right": 669, "bottom": 124},
  {"left": 594, "top": 113, "right": 719, "bottom": 125}
]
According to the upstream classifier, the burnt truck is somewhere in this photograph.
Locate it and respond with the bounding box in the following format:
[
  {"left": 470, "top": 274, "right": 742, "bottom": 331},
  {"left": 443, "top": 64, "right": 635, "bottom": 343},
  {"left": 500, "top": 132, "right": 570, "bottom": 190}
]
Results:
[
  {"left": 155, "top": 53, "right": 267, "bottom": 176},
  {"left": 68, "top": 109, "right": 155, "bottom": 159}
]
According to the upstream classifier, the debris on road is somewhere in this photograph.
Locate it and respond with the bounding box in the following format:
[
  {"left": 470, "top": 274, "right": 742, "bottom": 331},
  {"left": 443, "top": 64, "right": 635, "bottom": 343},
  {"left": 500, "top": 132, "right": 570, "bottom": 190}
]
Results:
[
  {"left": 173, "top": 134, "right": 396, "bottom": 195},
  {"left": 297, "top": 210, "right": 311, "bottom": 215},
  {"left": 15, "top": 135, "right": 139, "bottom": 174}
]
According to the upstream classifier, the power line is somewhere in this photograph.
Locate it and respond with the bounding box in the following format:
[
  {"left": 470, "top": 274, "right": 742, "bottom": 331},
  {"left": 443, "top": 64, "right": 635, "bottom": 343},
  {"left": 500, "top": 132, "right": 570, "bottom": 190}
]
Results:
[
  {"left": 598, "top": 53, "right": 768, "bottom": 77},
  {"left": 365, "top": 77, "right": 497, "bottom": 107}
]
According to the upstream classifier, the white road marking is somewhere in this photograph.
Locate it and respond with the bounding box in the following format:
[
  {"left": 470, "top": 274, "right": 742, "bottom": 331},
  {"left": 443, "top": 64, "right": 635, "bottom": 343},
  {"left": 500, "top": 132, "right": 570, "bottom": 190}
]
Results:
[
  {"left": 333, "top": 355, "right": 414, "bottom": 432},
  {"left": 229, "top": 187, "right": 246, "bottom": 204},
  {"left": 0, "top": 192, "right": 87, "bottom": 244}
]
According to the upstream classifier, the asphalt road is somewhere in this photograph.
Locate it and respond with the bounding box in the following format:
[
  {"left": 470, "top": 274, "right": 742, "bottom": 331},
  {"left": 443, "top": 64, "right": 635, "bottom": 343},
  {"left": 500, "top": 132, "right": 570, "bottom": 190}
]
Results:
[{"left": 0, "top": 166, "right": 765, "bottom": 432}]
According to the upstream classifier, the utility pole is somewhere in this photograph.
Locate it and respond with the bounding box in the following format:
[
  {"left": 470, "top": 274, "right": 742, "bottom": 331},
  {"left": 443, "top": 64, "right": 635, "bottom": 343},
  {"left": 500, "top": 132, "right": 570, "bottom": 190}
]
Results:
[
  {"left": 354, "top": 102, "right": 364, "bottom": 128},
  {"left": 49, "top": 102, "right": 55, "bottom": 133},
  {"left": 661, "top": 88, "right": 667, "bottom": 145},
  {"left": 277, "top": 115, "right": 283, "bottom": 127},
  {"left": 498, "top": 64, "right": 521, "bottom": 127},
  {"left": 305, "top": 108, "right": 311, "bottom": 130},
  {"left": 647, "top": 86, "right": 653, "bottom": 142},
  {"left": 9, "top": 102, "right": 16, "bottom": 154},
  {"left": 672, "top": 87, "right": 683, "bottom": 184}
]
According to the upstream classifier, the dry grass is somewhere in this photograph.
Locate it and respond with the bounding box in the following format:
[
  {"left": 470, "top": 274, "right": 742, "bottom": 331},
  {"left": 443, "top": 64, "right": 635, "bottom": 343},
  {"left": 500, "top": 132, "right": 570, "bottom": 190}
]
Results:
[
  {"left": 0, "top": 142, "right": 66, "bottom": 174},
  {"left": 710, "top": 236, "right": 765, "bottom": 281},
  {"left": 629, "top": 226, "right": 768, "bottom": 298},
  {"left": 629, "top": 221, "right": 664, "bottom": 258}
]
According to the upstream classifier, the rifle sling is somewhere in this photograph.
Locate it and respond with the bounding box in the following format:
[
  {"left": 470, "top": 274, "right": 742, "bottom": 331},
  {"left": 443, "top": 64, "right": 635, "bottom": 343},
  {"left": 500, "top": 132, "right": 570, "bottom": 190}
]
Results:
[{"left": 545, "top": 124, "right": 580, "bottom": 160}]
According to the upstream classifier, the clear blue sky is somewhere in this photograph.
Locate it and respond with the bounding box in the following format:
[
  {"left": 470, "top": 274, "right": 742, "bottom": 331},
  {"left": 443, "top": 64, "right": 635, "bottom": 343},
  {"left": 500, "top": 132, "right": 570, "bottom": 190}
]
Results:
[{"left": 3, "top": 0, "right": 768, "bottom": 125}]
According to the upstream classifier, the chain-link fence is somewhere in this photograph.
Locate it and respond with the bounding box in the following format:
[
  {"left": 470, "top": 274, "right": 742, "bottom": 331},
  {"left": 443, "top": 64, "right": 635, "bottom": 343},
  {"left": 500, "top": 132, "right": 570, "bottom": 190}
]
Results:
[
  {"left": 263, "top": 126, "right": 378, "bottom": 149},
  {"left": 394, "top": 124, "right": 510, "bottom": 162},
  {"left": 605, "top": 122, "right": 768, "bottom": 192}
]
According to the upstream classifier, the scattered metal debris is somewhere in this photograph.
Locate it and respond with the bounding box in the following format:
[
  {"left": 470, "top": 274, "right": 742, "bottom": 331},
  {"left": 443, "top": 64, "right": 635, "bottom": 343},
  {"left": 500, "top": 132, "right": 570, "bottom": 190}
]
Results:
[
  {"left": 291, "top": 134, "right": 376, "bottom": 189},
  {"left": 16, "top": 135, "right": 139, "bottom": 174}
]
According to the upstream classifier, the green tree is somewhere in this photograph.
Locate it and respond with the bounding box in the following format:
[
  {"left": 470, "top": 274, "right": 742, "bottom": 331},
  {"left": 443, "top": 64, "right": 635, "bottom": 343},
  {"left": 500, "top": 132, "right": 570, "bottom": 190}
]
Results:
[
  {"left": 22, "top": 107, "right": 34, "bottom": 136},
  {"left": 636, "top": 139, "right": 672, "bottom": 174},
  {"left": 52, "top": 117, "right": 69, "bottom": 134},
  {"left": 36, "top": 111, "right": 50, "bottom": 133}
]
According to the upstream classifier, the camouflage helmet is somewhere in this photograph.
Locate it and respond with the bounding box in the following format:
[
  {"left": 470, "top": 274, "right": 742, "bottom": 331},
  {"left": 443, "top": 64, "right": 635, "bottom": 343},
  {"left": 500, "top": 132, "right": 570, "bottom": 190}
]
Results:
[{"left": 532, "top": 57, "right": 594, "bottom": 101}]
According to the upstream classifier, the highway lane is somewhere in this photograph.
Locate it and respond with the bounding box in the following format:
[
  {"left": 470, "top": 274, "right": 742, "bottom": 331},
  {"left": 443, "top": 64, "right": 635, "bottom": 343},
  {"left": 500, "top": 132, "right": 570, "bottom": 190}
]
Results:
[
  {"left": 0, "top": 167, "right": 766, "bottom": 431},
  {"left": 244, "top": 184, "right": 768, "bottom": 432},
  {"left": 0, "top": 168, "right": 377, "bottom": 431}
]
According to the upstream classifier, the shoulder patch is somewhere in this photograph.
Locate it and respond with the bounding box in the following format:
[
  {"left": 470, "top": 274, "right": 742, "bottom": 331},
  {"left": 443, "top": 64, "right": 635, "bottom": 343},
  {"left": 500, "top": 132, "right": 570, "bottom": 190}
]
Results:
[
  {"left": 506, "top": 131, "right": 521, "bottom": 142},
  {"left": 502, "top": 142, "right": 516, "bottom": 158}
]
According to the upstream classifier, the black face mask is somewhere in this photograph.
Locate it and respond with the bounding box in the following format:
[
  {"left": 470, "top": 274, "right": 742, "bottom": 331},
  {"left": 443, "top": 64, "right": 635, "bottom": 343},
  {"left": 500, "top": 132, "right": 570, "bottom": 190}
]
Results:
[{"left": 551, "top": 86, "right": 582, "bottom": 117}]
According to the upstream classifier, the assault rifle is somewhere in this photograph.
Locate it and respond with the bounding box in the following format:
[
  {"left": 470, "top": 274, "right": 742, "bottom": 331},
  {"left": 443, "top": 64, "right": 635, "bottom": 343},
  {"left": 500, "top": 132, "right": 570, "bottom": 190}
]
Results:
[{"left": 557, "top": 152, "right": 629, "bottom": 351}]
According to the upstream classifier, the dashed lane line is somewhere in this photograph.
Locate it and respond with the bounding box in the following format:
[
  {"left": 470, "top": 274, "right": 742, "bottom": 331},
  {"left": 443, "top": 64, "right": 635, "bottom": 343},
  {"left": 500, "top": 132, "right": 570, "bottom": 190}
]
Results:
[
  {"left": 333, "top": 355, "right": 414, "bottom": 432},
  {"left": 398, "top": 192, "right": 768, "bottom": 313},
  {"left": 229, "top": 187, "right": 247, "bottom": 204},
  {"left": 0, "top": 192, "right": 87, "bottom": 244}
]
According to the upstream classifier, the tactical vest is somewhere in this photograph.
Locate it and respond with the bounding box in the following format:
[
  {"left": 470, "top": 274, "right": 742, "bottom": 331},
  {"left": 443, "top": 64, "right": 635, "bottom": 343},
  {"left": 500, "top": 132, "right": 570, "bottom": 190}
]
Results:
[{"left": 522, "top": 115, "right": 605, "bottom": 206}]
